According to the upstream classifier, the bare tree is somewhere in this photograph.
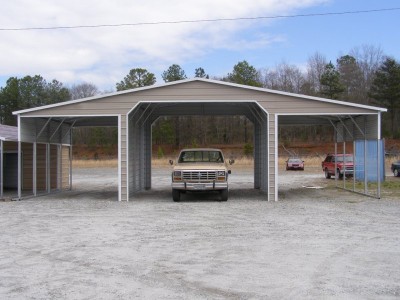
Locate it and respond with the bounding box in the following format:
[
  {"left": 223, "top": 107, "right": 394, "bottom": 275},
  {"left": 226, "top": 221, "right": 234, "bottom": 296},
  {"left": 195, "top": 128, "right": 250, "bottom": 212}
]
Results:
[
  {"left": 305, "top": 52, "right": 327, "bottom": 96},
  {"left": 350, "top": 44, "right": 384, "bottom": 104},
  {"left": 261, "top": 62, "right": 305, "bottom": 94},
  {"left": 69, "top": 82, "right": 99, "bottom": 100}
]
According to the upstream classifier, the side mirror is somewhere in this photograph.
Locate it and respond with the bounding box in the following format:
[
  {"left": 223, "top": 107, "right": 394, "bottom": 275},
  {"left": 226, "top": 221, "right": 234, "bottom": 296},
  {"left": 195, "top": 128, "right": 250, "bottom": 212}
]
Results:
[
  {"left": 229, "top": 159, "right": 235, "bottom": 165},
  {"left": 228, "top": 170, "right": 232, "bottom": 175},
  {"left": 169, "top": 160, "right": 174, "bottom": 165}
]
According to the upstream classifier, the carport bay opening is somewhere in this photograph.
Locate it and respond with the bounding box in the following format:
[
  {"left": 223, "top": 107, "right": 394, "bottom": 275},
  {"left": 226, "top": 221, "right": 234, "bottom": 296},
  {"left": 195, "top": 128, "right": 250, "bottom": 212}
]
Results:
[
  {"left": 13, "top": 100, "right": 272, "bottom": 201},
  {"left": 127, "top": 100, "right": 270, "bottom": 199},
  {"left": 12, "top": 78, "right": 386, "bottom": 201}
]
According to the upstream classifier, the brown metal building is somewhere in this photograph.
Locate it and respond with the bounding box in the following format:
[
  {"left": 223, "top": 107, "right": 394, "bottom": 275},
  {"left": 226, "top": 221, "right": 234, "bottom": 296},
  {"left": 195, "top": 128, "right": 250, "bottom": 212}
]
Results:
[
  {"left": 0, "top": 124, "right": 70, "bottom": 199},
  {"left": 12, "top": 78, "right": 386, "bottom": 201}
]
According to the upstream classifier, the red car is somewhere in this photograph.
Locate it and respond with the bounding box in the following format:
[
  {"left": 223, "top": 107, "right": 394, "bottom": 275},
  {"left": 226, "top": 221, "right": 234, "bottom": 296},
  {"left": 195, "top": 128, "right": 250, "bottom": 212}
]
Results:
[
  {"left": 286, "top": 158, "right": 304, "bottom": 171},
  {"left": 322, "top": 154, "right": 354, "bottom": 179}
]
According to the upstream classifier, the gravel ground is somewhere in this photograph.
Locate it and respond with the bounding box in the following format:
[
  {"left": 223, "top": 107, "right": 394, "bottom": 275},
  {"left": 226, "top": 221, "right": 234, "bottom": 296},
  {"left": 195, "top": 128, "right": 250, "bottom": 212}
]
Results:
[{"left": 1, "top": 167, "right": 400, "bottom": 299}]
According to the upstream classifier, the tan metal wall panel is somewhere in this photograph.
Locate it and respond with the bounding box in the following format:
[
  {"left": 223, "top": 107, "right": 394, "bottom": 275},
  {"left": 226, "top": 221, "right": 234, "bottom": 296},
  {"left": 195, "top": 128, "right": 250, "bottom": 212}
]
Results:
[
  {"left": 336, "top": 114, "right": 379, "bottom": 143},
  {"left": 268, "top": 115, "right": 276, "bottom": 201},
  {"left": 20, "top": 118, "right": 71, "bottom": 144},
  {"left": 119, "top": 116, "right": 128, "bottom": 201},
  {"left": 35, "top": 144, "right": 47, "bottom": 191},
  {"left": 61, "top": 146, "right": 70, "bottom": 190},
  {"left": 50, "top": 145, "right": 58, "bottom": 189},
  {"left": 22, "top": 143, "right": 33, "bottom": 190},
  {"left": 19, "top": 81, "right": 379, "bottom": 118}
]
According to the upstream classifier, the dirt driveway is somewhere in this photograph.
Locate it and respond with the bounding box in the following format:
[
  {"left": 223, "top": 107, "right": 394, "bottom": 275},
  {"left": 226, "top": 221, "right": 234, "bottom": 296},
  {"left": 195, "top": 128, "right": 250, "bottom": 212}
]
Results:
[{"left": 1, "top": 167, "right": 400, "bottom": 299}]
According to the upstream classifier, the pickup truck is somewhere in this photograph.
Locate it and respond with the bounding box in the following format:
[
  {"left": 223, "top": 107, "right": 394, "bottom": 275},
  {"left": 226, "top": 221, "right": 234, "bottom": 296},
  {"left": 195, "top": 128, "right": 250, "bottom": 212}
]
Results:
[
  {"left": 170, "top": 148, "right": 234, "bottom": 202},
  {"left": 322, "top": 154, "right": 354, "bottom": 179},
  {"left": 391, "top": 160, "right": 400, "bottom": 177}
]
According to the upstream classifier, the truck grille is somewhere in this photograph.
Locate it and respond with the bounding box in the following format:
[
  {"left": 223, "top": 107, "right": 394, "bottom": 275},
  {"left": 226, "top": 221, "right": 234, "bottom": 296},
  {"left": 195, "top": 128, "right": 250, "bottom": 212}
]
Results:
[{"left": 182, "top": 171, "right": 217, "bottom": 181}]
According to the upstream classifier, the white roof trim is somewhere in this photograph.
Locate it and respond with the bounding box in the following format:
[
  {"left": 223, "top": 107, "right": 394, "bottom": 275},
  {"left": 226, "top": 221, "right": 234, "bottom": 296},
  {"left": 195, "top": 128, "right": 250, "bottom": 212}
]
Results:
[{"left": 13, "top": 78, "right": 387, "bottom": 115}]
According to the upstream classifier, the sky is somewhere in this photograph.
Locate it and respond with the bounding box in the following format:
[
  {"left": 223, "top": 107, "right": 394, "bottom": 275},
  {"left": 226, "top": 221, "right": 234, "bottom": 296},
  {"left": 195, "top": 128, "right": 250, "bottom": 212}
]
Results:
[{"left": 0, "top": 0, "right": 399, "bottom": 92}]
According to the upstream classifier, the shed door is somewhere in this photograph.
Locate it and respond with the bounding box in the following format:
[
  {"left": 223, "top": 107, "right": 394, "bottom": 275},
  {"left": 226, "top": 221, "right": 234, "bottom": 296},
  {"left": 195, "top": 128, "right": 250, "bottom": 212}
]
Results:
[{"left": 4, "top": 153, "right": 18, "bottom": 189}]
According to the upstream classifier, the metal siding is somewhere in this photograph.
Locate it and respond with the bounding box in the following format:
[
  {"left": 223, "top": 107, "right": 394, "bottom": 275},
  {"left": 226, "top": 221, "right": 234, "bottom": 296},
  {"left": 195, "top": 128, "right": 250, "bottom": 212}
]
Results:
[
  {"left": 13, "top": 80, "right": 384, "bottom": 202},
  {"left": 50, "top": 145, "right": 58, "bottom": 189},
  {"left": 19, "top": 81, "right": 380, "bottom": 118},
  {"left": 128, "top": 111, "right": 142, "bottom": 195},
  {"left": 20, "top": 118, "right": 71, "bottom": 144},
  {"left": 0, "top": 140, "right": 2, "bottom": 198},
  {"left": 61, "top": 146, "right": 71, "bottom": 190},
  {"left": 21, "top": 143, "right": 33, "bottom": 190},
  {"left": 120, "top": 115, "right": 128, "bottom": 201},
  {"left": 254, "top": 122, "right": 261, "bottom": 189},
  {"left": 365, "top": 114, "right": 379, "bottom": 139},
  {"left": 268, "top": 114, "right": 276, "bottom": 200},
  {"left": 144, "top": 120, "right": 152, "bottom": 190},
  {"left": 335, "top": 114, "right": 378, "bottom": 143}
]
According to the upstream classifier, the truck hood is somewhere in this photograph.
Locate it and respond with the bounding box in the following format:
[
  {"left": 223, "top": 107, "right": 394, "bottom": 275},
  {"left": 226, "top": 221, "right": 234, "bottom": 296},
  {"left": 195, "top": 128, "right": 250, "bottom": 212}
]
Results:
[{"left": 173, "top": 163, "right": 227, "bottom": 171}]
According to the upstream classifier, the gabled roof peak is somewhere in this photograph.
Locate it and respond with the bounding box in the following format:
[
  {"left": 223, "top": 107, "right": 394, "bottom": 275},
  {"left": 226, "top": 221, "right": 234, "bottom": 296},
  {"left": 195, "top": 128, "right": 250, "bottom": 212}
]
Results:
[{"left": 13, "top": 77, "right": 386, "bottom": 115}]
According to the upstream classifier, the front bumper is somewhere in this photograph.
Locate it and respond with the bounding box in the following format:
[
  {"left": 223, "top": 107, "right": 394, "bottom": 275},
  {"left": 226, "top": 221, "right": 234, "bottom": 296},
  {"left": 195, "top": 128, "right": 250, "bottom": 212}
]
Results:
[
  {"left": 339, "top": 169, "right": 354, "bottom": 175},
  {"left": 172, "top": 181, "right": 228, "bottom": 191}
]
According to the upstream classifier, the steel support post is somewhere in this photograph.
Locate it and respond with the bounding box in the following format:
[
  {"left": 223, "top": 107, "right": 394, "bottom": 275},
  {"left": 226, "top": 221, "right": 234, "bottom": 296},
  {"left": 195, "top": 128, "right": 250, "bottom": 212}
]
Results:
[
  {"left": 33, "top": 142, "right": 37, "bottom": 196},
  {"left": 0, "top": 139, "right": 3, "bottom": 199}
]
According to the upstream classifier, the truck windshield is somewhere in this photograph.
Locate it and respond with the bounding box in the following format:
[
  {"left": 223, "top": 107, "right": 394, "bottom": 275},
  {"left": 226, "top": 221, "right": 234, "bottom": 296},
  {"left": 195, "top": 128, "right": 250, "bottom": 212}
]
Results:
[
  {"left": 178, "top": 151, "right": 224, "bottom": 163},
  {"left": 336, "top": 156, "right": 353, "bottom": 163}
]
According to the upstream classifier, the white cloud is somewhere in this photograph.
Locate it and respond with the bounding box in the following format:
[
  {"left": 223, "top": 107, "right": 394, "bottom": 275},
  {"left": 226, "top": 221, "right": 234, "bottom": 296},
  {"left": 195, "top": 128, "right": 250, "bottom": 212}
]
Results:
[{"left": 0, "top": 0, "right": 328, "bottom": 90}]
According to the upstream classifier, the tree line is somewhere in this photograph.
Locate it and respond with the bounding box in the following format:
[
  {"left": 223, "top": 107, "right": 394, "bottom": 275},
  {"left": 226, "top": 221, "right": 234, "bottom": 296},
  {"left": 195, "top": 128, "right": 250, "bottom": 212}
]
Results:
[{"left": 1, "top": 45, "right": 399, "bottom": 152}]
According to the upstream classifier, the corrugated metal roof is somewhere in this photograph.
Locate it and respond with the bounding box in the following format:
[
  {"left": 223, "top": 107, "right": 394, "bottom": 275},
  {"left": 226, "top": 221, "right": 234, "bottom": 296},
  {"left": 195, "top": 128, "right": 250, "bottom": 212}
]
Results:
[{"left": 0, "top": 124, "right": 18, "bottom": 141}]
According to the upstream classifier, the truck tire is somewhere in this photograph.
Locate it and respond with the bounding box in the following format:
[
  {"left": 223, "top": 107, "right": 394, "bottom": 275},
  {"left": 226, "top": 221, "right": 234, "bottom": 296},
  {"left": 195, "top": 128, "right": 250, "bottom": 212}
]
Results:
[
  {"left": 325, "top": 168, "right": 331, "bottom": 179},
  {"left": 335, "top": 169, "right": 343, "bottom": 179},
  {"left": 220, "top": 189, "right": 228, "bottom": 201},
  {"left": 172, "top": 189, "right": 181, "bottom": 202}
]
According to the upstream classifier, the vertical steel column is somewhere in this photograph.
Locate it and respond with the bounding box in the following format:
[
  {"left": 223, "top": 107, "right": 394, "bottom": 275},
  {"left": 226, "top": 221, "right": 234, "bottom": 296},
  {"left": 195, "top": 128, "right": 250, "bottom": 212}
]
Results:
[
  {"left": 253, "top": 122, "right": 260, "bottom": 189},
  {"left": 377, "top": 138, "right": 381, "bottom": 198},
  {"left": 273, "top": 114, "right": 278, "bottom": 201},
  {"left": 57, "top": 144, "right": 61, "bottom": 190},
  {"left": 353, "top": 140, "right": 356, "bottom": 192},
  {"left": 118, "top": 114, "right": 122, "bottom": 201},
  {"left": 139, "top": 122, "right": 144, "bottom": 190},
  {"left": 377, "top": 113, "right": 382, "bottom": 199},
  {"left": 334, "top": 141, "right": 337, "bottom": 187},
  {"left": 144, "top": 120, "right": 152, "bottom": 190},
  {"left": 18, "top": 141, "right": 22, "bottom": 199},
  {"left": 33, "top": 142, "right": 37, "bottom": 196},
  {"left": 46, "top": 143, "right": 50, "bottom": 193},
  {"left": 343, "top": 141, "right": 346, "bottom": 189},
  {"left": 0, "top": 139, "right": 3, "bottom": 199},
  {"left": 69, "top": 145, "right": 72, "bottom": 190},
  {"left": 364, "top": 116, "right": 368, "bottom": 194}
]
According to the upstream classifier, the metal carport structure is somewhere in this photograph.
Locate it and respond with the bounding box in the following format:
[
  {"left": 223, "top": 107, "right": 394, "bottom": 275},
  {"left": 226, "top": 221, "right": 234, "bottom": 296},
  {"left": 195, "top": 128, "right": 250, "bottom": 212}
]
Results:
[
  {"left": 1, "top": 124, "right": 19, "bottom": 199},
  {"left": 13, "top": 78, "right": 386, "bottom": 201}
]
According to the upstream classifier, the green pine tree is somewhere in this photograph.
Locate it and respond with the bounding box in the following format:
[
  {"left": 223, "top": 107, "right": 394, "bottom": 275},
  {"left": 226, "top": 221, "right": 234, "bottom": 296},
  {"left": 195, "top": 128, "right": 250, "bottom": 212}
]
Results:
[
  {"left": 369, "top": 57, "right": 400, "bottom": 136},
  {"left": 320, "top": 62, "right": 345, "bottom": 99}
]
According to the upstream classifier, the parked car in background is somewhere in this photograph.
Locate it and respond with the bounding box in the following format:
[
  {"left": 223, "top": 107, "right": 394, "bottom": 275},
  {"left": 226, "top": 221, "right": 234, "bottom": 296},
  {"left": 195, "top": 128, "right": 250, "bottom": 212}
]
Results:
[
  {"left": 286, "top": 158, "right": 304, "bottom": 171},
  {"left": 322, "top": 154, "right": 354, "bottom": 179},
  {"left": 170, "top": 148, "right": 234, "bottom": 202},
  {"left": 391, "top": 161, "right": 400, "bottom": 177}
]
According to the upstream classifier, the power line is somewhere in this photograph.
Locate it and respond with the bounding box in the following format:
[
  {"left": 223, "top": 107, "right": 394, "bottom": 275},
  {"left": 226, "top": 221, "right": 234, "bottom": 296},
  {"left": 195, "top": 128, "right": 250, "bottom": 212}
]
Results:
[{"left": 0, "top": 7, "right": 399, "bottom": 31}]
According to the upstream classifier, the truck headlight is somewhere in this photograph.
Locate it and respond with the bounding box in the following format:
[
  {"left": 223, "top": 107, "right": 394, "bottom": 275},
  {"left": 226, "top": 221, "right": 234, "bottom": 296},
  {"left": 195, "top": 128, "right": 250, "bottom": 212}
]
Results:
[
  {"left": 173, "top": 171, "right": 182, "bottom": 181},
  {"left": 217, "top": 171, "right": 226, "bottom": 181}
]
